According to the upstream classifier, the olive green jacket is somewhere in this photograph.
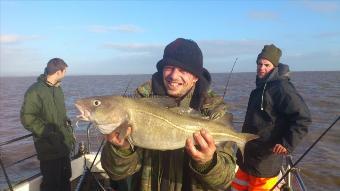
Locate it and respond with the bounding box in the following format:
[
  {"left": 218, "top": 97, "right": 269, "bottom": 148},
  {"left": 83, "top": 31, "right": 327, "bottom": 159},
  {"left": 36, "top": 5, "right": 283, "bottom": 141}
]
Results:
[
  {"left": 20, "top": 75, "right": 74, "bottom": 161},
  {"left": 101, "top": 81, "right": 236, "bottom": 191}
]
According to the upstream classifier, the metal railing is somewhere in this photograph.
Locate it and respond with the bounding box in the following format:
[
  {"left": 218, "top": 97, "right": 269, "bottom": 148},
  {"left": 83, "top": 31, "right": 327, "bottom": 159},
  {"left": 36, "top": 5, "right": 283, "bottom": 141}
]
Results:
[
  {"left": 281, "top": 155, "right": 307, "bottom": 191},
  {"left": 0, "top": 133, "right": 35, "bottom": 191},
  {"left": 0, "top": 123, "right": 100, "bottom": 191},
  {"left": 1, "top": 130, "right": 308, "bottom": 191}
]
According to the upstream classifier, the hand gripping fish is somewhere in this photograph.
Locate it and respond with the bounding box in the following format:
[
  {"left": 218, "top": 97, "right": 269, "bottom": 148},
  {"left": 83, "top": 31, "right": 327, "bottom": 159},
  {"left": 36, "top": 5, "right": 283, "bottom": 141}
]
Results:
[{"left": 75, "top": 95, "right": 258, "bottom": 156}]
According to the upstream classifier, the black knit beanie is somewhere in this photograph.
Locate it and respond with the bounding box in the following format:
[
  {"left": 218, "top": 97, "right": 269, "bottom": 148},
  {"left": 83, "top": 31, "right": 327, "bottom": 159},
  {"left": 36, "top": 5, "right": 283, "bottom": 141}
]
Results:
[
  {"left": 257, "top": 44, "right": 282, "bottom": 67},
  {"left": 156, "top": 38, "right": 204, "bottom": 78}
]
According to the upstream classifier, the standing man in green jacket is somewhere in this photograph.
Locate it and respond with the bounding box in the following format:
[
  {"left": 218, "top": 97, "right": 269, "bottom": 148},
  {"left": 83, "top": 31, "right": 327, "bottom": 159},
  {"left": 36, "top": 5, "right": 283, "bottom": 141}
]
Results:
[
  {"left": 21, "top": 58, "right": 75, "bottom": 191},
  {"left": 101, "top": 38, "right": 236, "bottom": 191}
]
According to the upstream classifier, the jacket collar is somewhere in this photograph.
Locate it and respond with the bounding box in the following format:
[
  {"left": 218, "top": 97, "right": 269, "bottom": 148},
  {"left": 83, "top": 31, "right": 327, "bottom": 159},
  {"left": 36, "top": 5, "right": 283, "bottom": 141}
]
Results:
[
  {"left": 38, "top": 74, "right": 61, "bottom": 87},
  {"left": 256, "top": 63, "right": 290, "bottom": 87}
]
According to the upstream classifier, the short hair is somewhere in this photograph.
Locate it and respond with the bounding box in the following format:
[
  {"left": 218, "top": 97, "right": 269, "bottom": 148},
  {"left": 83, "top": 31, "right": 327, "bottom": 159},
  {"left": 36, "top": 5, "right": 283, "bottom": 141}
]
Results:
[{"left": 44, "top": 58, "right": 68, "bottom": 75}]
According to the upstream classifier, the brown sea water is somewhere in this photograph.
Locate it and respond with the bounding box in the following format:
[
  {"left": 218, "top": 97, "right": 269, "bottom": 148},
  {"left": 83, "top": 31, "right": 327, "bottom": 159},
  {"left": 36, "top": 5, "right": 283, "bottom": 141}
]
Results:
[{"left": 0, "top": 72, "right": 339, "bottom": 190}]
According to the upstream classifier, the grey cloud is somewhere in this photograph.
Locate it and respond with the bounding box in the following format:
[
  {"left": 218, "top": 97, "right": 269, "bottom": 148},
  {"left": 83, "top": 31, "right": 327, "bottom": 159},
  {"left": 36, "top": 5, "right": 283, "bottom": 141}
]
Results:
[
  {"left": 198, "top": 39, "right": 267, "bottom": 59},
  {"left": 99, "top": 39, "right": 270, "bottom": 74},
  {"left": 0, "top": 34, "right": 41, "bottom": 44},
  {"left": 102, "top": 39, "right": 267, "bottom": 58},
  {"left": 314, "top": 32, "right": 340, "bottom": 39},
  {"left": 247, "top": 11, "right": 279, "bottom": 21},
  {"left": 302, "top": 1, "right": 339, "bottom": 13},
  {"left": 102, "top": 42, "right": 163, "bottom": 54},
  {"left": 72, "top": 53, "right": 158, "bottom": 75},
  {"left": 88, "top": 24, "right": 143, "bottom": 33},
  {"left": 0, "top": 46, "right": 43, "bottom": 76},
  {"left": 284, "top": 50, "right": 340, "bottom": 71}
]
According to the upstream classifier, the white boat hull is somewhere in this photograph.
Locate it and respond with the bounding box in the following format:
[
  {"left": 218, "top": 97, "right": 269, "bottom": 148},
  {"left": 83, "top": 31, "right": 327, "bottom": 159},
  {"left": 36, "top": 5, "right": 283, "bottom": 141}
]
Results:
[{"left": 11, "top": 153, "right": 104, "bottom": 191}]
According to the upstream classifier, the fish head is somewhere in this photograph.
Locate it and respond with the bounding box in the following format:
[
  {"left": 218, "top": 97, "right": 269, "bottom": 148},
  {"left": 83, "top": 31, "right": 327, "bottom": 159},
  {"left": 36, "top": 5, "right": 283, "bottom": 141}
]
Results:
[{"left": 75, "top": 96, "right": 128, "bottom": 134}]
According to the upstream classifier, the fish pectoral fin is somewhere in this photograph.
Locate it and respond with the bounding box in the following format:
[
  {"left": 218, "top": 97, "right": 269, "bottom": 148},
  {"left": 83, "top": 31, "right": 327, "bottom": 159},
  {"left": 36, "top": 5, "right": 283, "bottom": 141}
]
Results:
[
  {"left": 236, "top": 133, "right": 260, "bottom": 160},
  {"left": 116, "top": 125, "right": 134, "bottom": 151},
  {"left": 117, "top": 125, "right": 129, "bottom": 140}
]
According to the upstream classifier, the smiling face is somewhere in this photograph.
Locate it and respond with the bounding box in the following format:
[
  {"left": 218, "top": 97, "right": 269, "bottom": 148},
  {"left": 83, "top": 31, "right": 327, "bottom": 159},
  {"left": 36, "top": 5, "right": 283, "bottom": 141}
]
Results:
[
  {"left": 162, "top": 65, "right": 198, "bottom": 98},
  {"left": 257, "top": 58, "right": 275, "bottom": 79}
]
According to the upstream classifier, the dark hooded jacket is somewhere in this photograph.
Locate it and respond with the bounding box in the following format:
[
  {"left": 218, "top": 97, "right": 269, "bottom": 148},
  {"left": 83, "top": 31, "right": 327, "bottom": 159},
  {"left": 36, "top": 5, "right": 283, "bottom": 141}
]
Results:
[
  {"left": 20, "top": 74, "right": 75, "bottom": 161},
  {"left": 101, "top": 70, "right": 236, "bottom": 191},
  {"left": 237, "top": 64, "right": 311, "bottom": 177}
]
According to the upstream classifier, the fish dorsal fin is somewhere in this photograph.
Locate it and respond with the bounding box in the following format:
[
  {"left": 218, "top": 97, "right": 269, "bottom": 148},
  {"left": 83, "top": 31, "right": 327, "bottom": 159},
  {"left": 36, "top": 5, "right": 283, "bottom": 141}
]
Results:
[
  {"left": 133, "top": 96, "right": 178, "bottom": 108},
  {"left": 170, "top": 107, "right": 210, "bottom": 120},
  {"left": 173, "top": 107, "right": 234, "bottom": 126}
]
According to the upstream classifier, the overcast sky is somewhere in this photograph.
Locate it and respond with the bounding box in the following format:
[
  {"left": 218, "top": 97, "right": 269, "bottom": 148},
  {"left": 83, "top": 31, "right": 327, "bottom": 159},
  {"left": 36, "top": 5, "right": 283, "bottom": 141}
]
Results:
[{"left": 1, "top": 0, "right": 339, "bottom": 76}]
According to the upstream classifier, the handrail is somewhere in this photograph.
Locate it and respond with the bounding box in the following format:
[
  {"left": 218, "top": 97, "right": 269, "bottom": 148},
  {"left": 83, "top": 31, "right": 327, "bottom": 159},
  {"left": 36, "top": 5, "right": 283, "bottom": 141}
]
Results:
[
  {"left": 283, "top": 155, "right": 307, "bottom": 191},
  {"left": 0, "top": 133, "right": 33, "bottom": 147},
  {"left": 0, "top": 133, "right": 34, "bottom": 191},
  {"left": 286, "top": 155, "right": 307, "bottom": 191},
  {"left": 5, "top": 154, "right": 37, "bottom": 168},
  {"left": 0, "top": 154, "right": 14, "bottom": 191}
]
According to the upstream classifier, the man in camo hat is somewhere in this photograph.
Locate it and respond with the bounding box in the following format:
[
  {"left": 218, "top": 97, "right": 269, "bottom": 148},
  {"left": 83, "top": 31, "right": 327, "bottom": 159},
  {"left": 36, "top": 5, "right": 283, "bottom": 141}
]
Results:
[{"left": 231, "top": 44, "right": 311, "bottom": 191}]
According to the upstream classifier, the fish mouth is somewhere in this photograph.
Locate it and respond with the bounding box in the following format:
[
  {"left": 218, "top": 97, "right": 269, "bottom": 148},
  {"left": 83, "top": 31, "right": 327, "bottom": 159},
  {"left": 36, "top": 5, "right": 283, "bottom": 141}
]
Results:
[
  {"left": 75, "top": 103, "right": 91, "bottom": 121},
  {"left": 95, "top": 124, "right": 118, "bottom": 134}
]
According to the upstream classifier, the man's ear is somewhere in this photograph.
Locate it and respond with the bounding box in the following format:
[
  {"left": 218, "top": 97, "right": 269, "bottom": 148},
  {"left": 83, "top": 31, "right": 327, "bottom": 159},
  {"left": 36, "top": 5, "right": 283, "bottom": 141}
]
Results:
[
  {"left": 193, "top": 76, "right": 198, "bottom": 83},
  {"left": 55, "top": 70, "right": 61, "bottom": 76}
]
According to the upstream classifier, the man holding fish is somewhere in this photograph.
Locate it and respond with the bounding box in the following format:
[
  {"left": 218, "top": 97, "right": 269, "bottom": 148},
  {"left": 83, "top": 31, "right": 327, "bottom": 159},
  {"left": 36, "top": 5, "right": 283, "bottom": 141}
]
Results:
[{"left": 75, "top": 38, "right": 258, "bottom": 190}]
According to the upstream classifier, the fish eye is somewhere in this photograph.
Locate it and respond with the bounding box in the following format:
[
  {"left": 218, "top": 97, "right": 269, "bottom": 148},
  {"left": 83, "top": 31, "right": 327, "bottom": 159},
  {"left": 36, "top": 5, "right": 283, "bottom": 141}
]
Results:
[{"left": 92, "top": 100, "right": 101, "bottom": 107}]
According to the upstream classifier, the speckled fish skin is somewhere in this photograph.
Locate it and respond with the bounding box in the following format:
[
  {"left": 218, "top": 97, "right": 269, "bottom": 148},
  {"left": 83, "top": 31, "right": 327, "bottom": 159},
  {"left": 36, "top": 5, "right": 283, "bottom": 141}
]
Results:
[{"left": 75, "top": 95, "right": 258, "bottom": 154}]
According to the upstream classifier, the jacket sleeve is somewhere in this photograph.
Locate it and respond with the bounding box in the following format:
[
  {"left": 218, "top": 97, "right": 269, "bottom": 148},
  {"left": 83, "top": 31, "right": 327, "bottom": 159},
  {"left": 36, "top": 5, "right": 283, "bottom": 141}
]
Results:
[
  {"left": 20, "top": 89, "right": 51, "bottom": 137},
  {"left": 101, "top": 142, "right": 141, "bottom": 180},
  {"left": 277, "top": 82, "right": 312, "bottom": 152}
]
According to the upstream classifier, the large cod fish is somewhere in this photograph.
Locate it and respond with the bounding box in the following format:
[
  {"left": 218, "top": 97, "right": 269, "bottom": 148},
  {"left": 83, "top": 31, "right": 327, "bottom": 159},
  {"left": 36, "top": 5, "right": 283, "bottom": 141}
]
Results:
[{"left": 75, "top": 95, "right": 258, "bottom": 156}]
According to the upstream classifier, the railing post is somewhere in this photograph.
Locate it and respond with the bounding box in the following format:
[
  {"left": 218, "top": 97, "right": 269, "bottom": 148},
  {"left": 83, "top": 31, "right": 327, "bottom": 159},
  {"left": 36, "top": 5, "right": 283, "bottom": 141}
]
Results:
[
  {"left": 0, "top": 152, "right": 14, "bottom": 191},
  {"left": 287, "top": 155, "right": 292, "bottom": 188},
  {"left": 86, "top": 123, "right": 92, "bottom": 153}
]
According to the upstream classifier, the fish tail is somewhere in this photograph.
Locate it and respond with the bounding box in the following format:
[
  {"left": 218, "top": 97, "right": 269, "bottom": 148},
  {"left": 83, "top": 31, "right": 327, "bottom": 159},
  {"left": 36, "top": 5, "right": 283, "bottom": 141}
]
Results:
[{"left": 236, "top": 133, "right": 259, "bottom": 160}]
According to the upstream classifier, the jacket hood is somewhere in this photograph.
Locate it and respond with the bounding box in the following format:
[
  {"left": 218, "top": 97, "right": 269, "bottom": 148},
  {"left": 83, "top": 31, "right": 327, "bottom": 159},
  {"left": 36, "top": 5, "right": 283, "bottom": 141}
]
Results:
[
  {"left": 256, "top": 63, "right": 290, "bottom": 111},
  {"left": 256, "top": 63, "right": 290, "bottom": 86},
  {"left": 37, "top": 74, "right": 47, "bottom": 82},
  {"left": 38, "top": 74, "right": 61, "bottom": 87}
]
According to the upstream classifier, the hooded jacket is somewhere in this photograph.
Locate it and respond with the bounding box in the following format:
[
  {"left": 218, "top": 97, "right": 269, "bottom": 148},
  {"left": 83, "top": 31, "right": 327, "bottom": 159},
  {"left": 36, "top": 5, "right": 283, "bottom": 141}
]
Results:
[
  {"left": 237, "top": 64, "right": 311, "bottom": 177},
  {"left": 101, "top": 71, "right": 236, "bottom": 191},
  {"left": 20, "top": 74, "right": 74, "bottom": 161}
]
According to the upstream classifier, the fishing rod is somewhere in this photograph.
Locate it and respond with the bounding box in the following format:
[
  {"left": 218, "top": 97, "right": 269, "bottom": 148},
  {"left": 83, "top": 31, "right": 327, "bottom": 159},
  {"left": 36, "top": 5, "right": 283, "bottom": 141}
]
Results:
[
  {"left": 222, "top": 57, "right": 238, "bottom": 99},
  {"left": 123, "top": 77, "right": 133, "bottom": 96},
  {"left": 270, "top": 116, "right": 340, "bottom": 191},
  {"left": 76, "top": 125, "right": 106, "bottom": 191}
]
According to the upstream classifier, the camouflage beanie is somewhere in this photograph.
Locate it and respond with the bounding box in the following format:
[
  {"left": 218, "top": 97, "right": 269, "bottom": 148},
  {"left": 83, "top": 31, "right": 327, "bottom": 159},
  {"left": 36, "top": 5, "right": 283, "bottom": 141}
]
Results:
[{"left": 257, "top": 44, "right": 282, "bottom": 67}]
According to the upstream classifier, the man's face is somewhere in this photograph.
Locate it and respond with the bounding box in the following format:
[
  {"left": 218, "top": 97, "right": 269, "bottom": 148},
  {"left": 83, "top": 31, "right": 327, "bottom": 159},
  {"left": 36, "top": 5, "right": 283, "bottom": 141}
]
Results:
[
  {"left": 57, "top": 68, "right": 67, "bottom": 81},
  {"left": 162, "top": 65, "right": 198, "bottom": 98},
  {"left": 257, "top": 58, "right": 275, "bottom": 79}
]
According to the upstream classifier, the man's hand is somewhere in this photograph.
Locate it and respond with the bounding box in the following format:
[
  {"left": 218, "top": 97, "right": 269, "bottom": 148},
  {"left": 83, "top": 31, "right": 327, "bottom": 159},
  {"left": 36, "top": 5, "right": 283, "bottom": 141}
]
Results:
[
  {"left": 272, "top": 144, "right": 288, "bottom": 155},
  {"left": 185, "top": 129, "right": 216, "bottom": 165},
  {"left": 105, "top": 127, "right": 132, "bottom": 149}
]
